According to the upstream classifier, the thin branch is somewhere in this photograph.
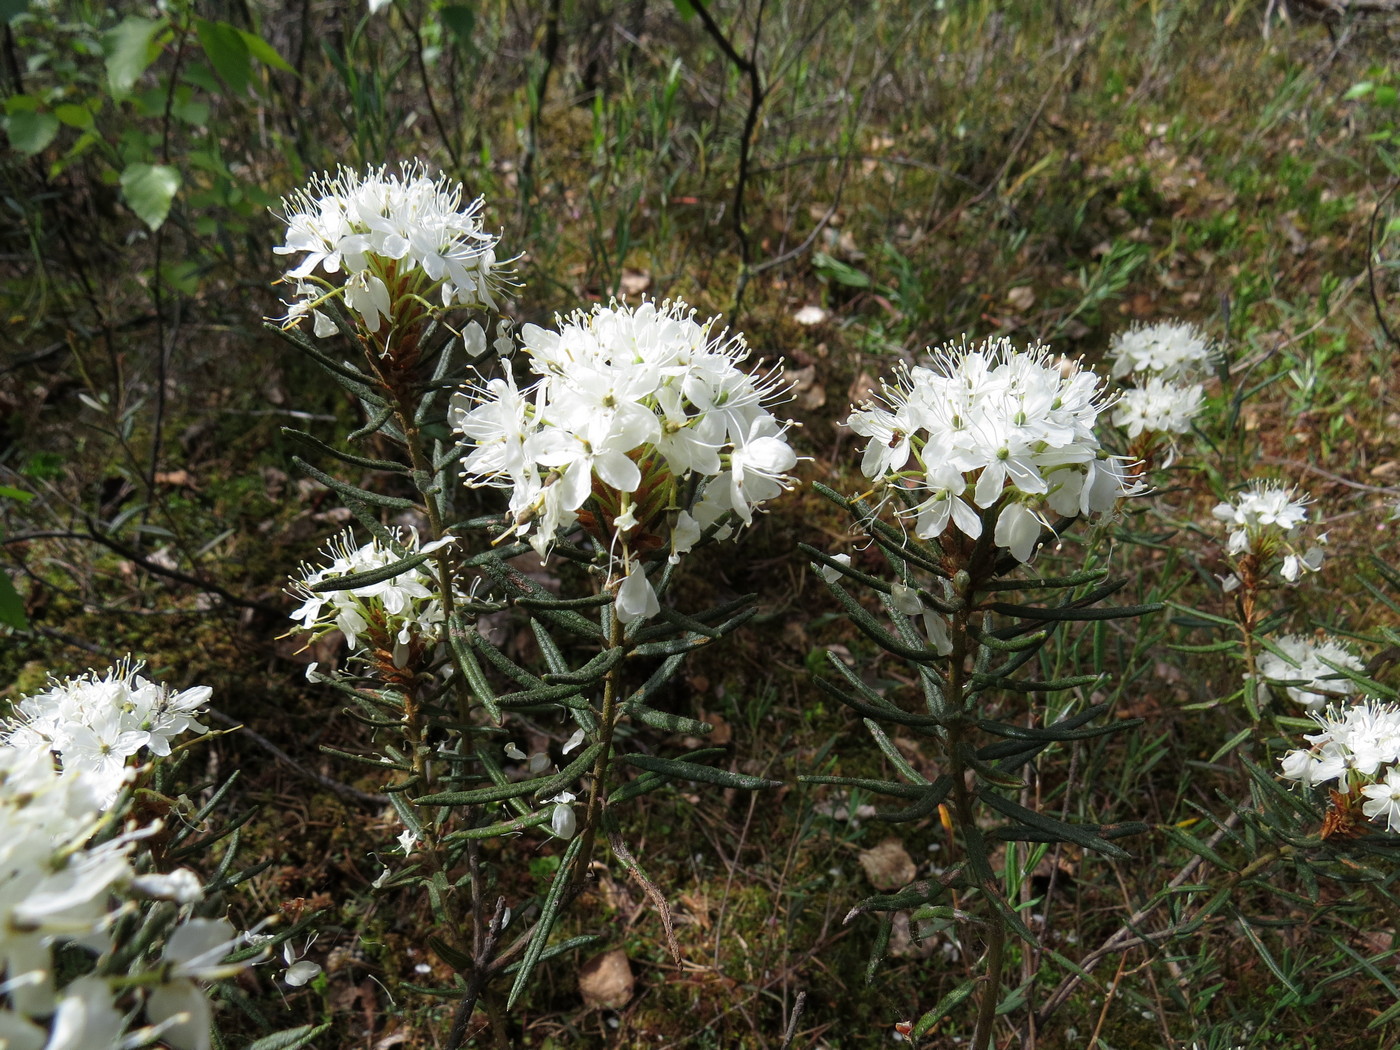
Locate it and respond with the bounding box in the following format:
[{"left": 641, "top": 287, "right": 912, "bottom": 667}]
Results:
[
  {"left": 1033, "top": 808, "right": 1244, "bottom": 1027},
  {"left": 203, "top": 709, "right": 388, "bottom": 806},
  {"left": 4, "top": 528, "right": 282, "bottom": 616},
  {"left": 688, "top": 0, "right": 767, "bottom": 309},
  {"left": 445, "top": 896, "right": 507, "bottom": 1050},
  {"left": 1368, "top": 179, "right": 1400, "bottom": 354}
]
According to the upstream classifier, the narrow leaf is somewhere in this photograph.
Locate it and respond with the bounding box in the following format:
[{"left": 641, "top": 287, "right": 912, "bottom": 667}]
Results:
[{"left": 621, "top": 753, "right": 781, "bottom": 790}]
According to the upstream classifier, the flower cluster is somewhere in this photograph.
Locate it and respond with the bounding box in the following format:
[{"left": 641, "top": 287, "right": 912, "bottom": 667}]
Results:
[
  {"left": 1106, "top": 320, "right": 1209, "bottom": 460},
  {"left": 1108, "top": 320, "right": 1212, "bottom": 381},
  {"left": 1212, "top": 481, "right": 1325, "bottom": 583},
  {"left": 452, "top": 298, "right": 798, "bottom": 622},
  {"left": 290, "top": 528, "right": 454, "bottom": 665},
  {"left": 1110, "top": 376, "right": 1204, "bottom": 439},
  {"left": 3, "top": 662, "right": 210, "bottom": 807},
  {"left": 0, "top": 667, "right": 245, "bottom": 1050},
  {"left": 274, "top": 164, "right": 510, "bottom": 339},
  {"left": 846, "top": 337, "right": 1135, "bottom": 564},
  {"left": 1259, "top": 634, "right": 1364, "bottom": 711},
  {"left": 1280, "top": 699, "right": 1400, "bottom": 831}
]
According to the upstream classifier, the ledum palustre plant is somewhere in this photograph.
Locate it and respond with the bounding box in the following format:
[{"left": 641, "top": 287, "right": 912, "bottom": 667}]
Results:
[
  {"left": 803, "top": 338, "right": 1158, "bottom": 1048},
  {"left": 267, "top": 163, "right": 798, "bottom": 1046}
]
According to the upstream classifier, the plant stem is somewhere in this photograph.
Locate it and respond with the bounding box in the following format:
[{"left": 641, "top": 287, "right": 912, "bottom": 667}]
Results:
[
  {"left": 572, "top": 607, "right": 626, "bottom": 890},
  {"left": 945, "top": 564, "right": 1009, "bottom": 1050}
]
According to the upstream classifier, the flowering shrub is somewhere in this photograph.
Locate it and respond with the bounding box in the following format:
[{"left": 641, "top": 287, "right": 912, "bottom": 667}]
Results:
[
  {"left": 807, "top": 333, "right": 1153, "bottom": 1050},
  {"left": 0, "top": 660, "right": 308, "bottom": 1050},
  {"left": 846, "top": 336, "right": 1134, "bottom": 562},
  {"left": 268, "top": 167, "right": 795, "bottom": 1037}
]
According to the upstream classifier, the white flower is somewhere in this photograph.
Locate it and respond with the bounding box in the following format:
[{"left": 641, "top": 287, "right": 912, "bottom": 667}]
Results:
[
  {"left": 821, "top": 553, "right": 851, "bottom": 584},
  {"left": 616, "top": 561, "right": 660, "bottom": 625},
  {"left": 453, "top": 298, "right": 798, "bottom": 576},
  {"left": 290, "top": 528, "right": 455, "bottom": 658},
  {"left": 1260, "top": 635, "right": 1364, "bottom": 711},
  {"left": 131, "top": 868, "right": 204, "bottom": 904},
  {"left": 1361, "top": 767, "right": 1400, "bottom": 832},
  {"left": 1110, "top": 378, "right": 1204, "bottom": 438},
  {"left": 847, "top": 337, "right": 1134, "bottom": 564},
  {"left": 1108, "top": 320, "right": 1212, "bottom": 381},
  {"left": 562, "top": 727, "right": 586, "bottom": 754},
  {"left": 46, "top": 976, "right": 125, "bottom": 1050},
  {"left": 274, "top": 164, "right": 512, "bottom": 338},
  {"left": 1212, "top": 481, "right": 1324, "bottom": 583},
  {"left": 546, "top": 791, "right": 578, "bottom": 839},
  {"left": 282, "top": 938, "right": 323, "bottom": 988},
  {"left": 1280, "top": 698, "right": 1400, "bottom": 790},
  {"left": 3, "top": 661, "right": 210, "bottom": 808}
]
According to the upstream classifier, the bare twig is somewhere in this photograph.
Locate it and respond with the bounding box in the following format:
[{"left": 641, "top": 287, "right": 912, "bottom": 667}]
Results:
[
  {"left": 1367, "top": 180, "right": 1400, "bottom": 354},
  {"left": 4, "top": 528, "right": 282, "bottom": 616},
  {"left": 1034, "top": 809, "right": 1244, "bottom": 1027},
  {"left": 687, "top": 0, "right": 767, "bottom": 309},
  {"left": 203, "top": 709, "right": 388, "bottom": 806},
  {"left": 779, "top": 990, "right": 808, "bottom": 1050},
  {"left": 447, "top": 897, "right": 509, "bottom": 1050}
]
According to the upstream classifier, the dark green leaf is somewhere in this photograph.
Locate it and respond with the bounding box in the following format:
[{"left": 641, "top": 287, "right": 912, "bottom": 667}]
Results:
[
  {"left": 237, "top": 28, "right": 296, "bottom": 73},
  {"left": 621, "top": 753, "right": 781, "bottom": 790},
  {"left": 195, "top": 19, "right": 252, "bottom": 95},
  {"left": 507, "top": 835, "right": 584, "bottom": 1009},
  {"left": 241, "top": 1024, "right": 332, "bottom": 1050},
  {"left": 0, "top": 574, "right": 29, "bottom": 630},
  {"left": 308, "top": 549, "right": 436, "bottom": 593},
  {"left": 439, "top": 5, "right": 477, "bottom": 47},
  {"left": 911, "top": 980, "right": 978, "bottom": 1039},
  {"left": 979, "top": 791, "right": 1132, "bottom": 858}
]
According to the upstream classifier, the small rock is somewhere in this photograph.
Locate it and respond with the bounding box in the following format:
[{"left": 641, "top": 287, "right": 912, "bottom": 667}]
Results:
[
  {"left": 859, "top": 838, "right": 916, "bottom": 890},
  {"left": 578, "top": 949, "right": 634, "bottom": 1009}
]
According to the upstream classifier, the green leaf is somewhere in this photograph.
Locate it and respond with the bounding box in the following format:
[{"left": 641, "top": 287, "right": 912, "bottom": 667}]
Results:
[
  {"left": 53, "top": 103, "right": 95, "bottom": 130},
  {"left": 5, "top": 110, "right": 58, "bottom": 155},
  {"left": 237, "top": 28, "right": 296, "bottom": 73},
  {"left": 813, "top": 250, "right": 871, "bottom": 287},
  {"left": 0, "top": 485, "right": 33, "bottom": 503},
  {"left": 119, "top": 163, "right": 181, "bottom": 231},
  {"left": 911, "top": 980, "right": 978, "bottom": 1039},
  {"left": 670, "top": 0, "right": 697, "bottom": 18},
  {"left": 240, "top": 1024, "right": 331, "bottom": 1050},
  {"left": 195, "top": 19, "right": 251, "bottom": 96},
  {"left": 0, "top": 573, "right": 28, "bottom": 631},
  {"left": 979, "top": 791, "right": 1132, "bottom": 859},
  {"left": 507, "top": 835, "right": 584, "bottom": 1009},
  {"left": 439, "top": 5, "right": 477, "bottom": 47},
  {"left": 104, "top": 16, "right": 167, "bottom": 98},
  {"left": 622, "top": 752, "right": 781, "bottom": 790},
  {"left": 307, "top": 549, "right": 436, "bottom": 593}
]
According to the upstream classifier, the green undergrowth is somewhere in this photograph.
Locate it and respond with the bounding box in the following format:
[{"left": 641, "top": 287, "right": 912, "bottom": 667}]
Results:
[{"left": 5, "top": 0, "right": 1400, "bottom": 1047}]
